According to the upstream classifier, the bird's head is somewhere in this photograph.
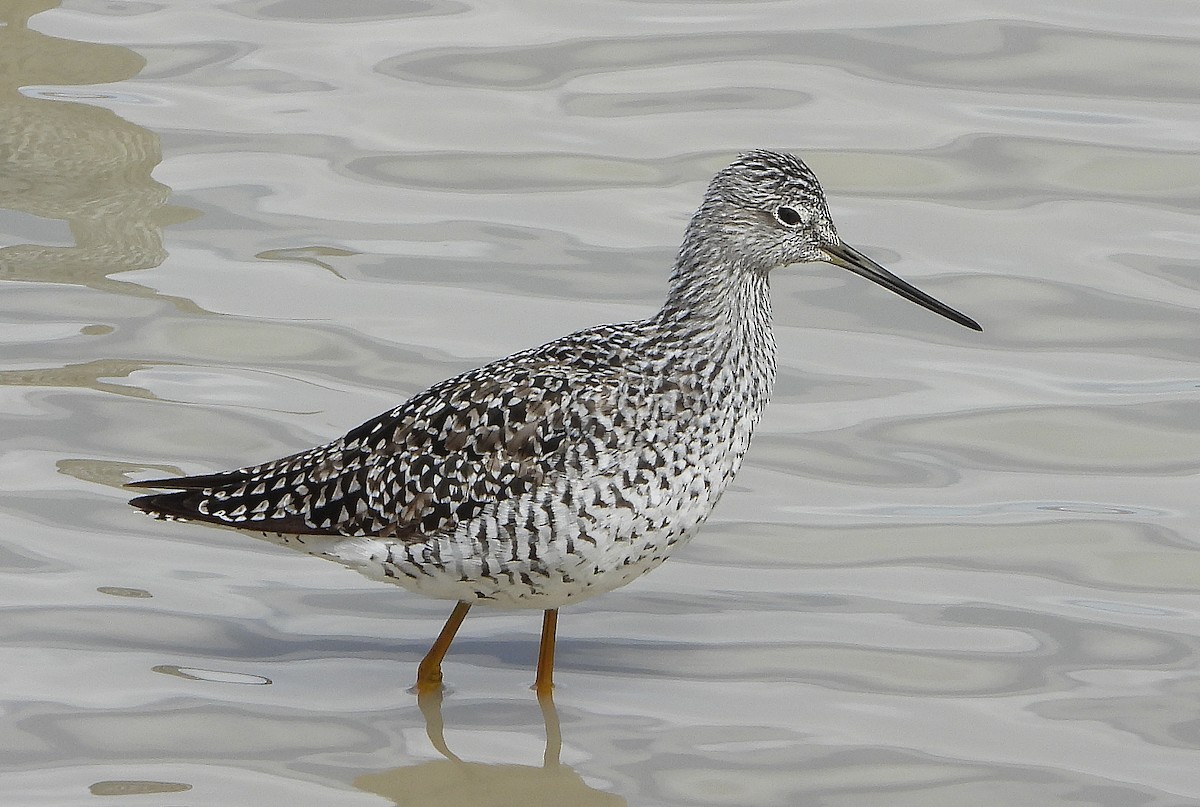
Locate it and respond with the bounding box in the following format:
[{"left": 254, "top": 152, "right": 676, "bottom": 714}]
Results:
[{"left": 691, "top": 150, "right": 981, "bottom": 331}]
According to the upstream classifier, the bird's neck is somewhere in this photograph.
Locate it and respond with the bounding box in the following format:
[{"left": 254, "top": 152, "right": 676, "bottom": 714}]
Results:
[
  {"left": 657, "top": 223, "right": 773, "bottom": 333},
  {"left": 651, "top": 231, "right": 777, "bottom": 403}
]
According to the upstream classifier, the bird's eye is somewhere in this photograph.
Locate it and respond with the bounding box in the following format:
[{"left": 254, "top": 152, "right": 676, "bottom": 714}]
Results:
[{"left": 775, "top": 206, "right": 803, "bottom": 226}]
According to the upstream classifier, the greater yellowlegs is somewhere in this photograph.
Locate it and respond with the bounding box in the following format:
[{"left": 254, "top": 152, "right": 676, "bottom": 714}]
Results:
[{"left": 130, "top": 150, "right": 981, "bottom": 693}]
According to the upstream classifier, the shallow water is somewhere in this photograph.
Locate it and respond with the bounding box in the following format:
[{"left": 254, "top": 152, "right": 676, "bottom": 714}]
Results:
[{"left": 3, "top": 1, "right": 1200, "bottom": 804}]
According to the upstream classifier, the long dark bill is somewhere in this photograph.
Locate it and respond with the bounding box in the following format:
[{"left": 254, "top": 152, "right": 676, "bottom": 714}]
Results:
[{"left": 821, "top": 242, "right": 982, "bottom": 332}]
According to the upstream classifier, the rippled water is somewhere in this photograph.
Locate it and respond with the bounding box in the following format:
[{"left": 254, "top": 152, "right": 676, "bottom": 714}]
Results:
[{"left": 3, "top": 1, "right": 1200, "bottom": 804}]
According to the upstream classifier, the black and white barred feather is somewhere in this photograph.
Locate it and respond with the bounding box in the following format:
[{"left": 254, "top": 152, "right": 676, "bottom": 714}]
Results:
[{"left": 131, "top": 325, "right": 642, "bottom": 538}]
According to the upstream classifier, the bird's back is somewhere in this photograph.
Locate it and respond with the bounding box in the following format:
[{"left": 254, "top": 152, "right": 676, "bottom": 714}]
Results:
[{"left": 132, "top": 321, "right": 639, "bottom": 533}]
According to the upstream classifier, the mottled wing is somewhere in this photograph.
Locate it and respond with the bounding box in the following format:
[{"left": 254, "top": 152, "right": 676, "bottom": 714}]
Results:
[{"left": 129, "top": 360, "right": 622, "bottom": 540}]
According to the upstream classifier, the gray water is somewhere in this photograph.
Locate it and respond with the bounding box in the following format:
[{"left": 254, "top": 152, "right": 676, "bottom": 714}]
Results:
[{"left": 3, "top": 1, "right": 1200, "bottom": 804}]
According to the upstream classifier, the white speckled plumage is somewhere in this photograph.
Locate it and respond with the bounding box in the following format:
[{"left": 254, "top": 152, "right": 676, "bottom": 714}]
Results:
[{"left": 130, "top": 151, "right": 979, "bottom": 685}]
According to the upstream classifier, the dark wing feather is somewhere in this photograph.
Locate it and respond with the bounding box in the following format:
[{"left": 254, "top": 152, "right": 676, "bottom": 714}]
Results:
[
  {"left": 127, "top": 471, "right": 250, "bottom": 490},
  {"left": 130, "top": 353, "right": 624, "bottom": 539}
]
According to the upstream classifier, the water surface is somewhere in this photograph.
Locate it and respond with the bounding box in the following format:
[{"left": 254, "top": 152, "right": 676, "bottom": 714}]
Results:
[{"left": 3, "top": 1, "right": 1200, "bottom": 804}]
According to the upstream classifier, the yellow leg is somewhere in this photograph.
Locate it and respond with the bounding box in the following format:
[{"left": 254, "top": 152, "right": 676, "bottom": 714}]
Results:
[
  {"left": 415, "top": 601, "right": 471, "bottom": 693},
  {"left": 534, "top": 608, "right": 558, "bottom": 695}
]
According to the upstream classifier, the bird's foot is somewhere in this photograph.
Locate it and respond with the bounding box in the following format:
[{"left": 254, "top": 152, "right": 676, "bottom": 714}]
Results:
[{"left": 412, "top": 663, "right": 445, "bottom": 695}]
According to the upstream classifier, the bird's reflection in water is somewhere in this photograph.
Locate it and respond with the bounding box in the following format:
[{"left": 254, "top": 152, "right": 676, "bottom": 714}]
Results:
[{"left": 354, "top": 690, "right": 626, "bottom": 807}]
